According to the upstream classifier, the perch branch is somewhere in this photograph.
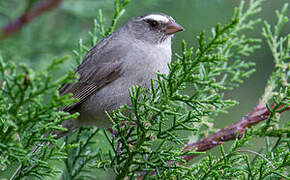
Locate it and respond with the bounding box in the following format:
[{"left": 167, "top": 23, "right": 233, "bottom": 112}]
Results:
[
  {"left": 182, "top": 100, "right": 290, "bottom": 162},
  {"left": 1, "top": 0, "right": 62, "bottom": 39}
]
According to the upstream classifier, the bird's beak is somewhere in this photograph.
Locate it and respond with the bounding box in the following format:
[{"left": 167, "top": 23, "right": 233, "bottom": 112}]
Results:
[{"left": 165, "top": 22, "right": 184, "bottom": 35}]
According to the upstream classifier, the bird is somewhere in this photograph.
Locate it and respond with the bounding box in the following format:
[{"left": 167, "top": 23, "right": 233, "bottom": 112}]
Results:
[
  {"left": 56, "top": 12, "right": 184, "bottom": 138},
  {"left": 9, "top": 13, "right": 184, "bottom": 180}
]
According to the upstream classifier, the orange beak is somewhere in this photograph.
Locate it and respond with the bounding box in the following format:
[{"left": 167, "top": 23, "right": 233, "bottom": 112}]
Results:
[{"left": 165, "top": 22, "right": 184, "bottom": 35}]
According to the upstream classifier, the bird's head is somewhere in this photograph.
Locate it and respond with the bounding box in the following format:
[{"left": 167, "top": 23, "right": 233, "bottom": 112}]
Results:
[{"left": 124, "top": 13, "right": 184, "bottom": 44}]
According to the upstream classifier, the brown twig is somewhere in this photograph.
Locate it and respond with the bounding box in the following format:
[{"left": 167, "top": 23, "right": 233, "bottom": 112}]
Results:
[
  {"left": 1, "top": 0, "right": 62, "bottom": 39},
  {"left": 182, "top": 100, "right": 290, "bottom": 162}
]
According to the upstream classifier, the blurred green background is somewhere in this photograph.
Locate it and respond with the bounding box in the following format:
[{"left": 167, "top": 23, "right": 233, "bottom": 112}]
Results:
[{"left": 0, "top": 0, "right": 289, "bottom": 179}]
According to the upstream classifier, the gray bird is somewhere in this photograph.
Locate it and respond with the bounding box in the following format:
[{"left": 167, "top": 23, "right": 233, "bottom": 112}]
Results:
[
  {"left": 57, "top": 12, "right": 183, "bottom": 137},
  {"left": 10, "top": 13, "right": 184, "bottom": 180}
]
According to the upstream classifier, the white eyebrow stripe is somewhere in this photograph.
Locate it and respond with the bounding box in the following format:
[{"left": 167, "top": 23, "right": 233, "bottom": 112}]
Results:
[{"left": 141, "top": 14, "right": 169, "bottom": 23}]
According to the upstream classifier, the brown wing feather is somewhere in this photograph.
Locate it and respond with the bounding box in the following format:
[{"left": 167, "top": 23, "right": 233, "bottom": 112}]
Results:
[{"left": 59, "top": 32, "right": 125, "bottom": 112}]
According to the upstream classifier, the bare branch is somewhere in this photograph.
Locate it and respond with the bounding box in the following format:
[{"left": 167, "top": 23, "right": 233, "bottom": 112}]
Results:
[
  {"left": 1, "top": 0, "right": 62, "bottom": 39},
  {"left": 182, "top": 100, "right": 290, "bottom": 162}
]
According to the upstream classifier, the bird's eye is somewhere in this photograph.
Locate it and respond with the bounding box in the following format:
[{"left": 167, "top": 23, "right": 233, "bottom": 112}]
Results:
[{"left": 147, "top": 20, "right": 158, "bottom": 27}]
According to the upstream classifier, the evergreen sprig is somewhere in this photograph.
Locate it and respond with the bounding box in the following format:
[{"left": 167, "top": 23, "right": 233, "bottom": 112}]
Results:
[
  {"left": 261, "top": 3, "right": 289, "bottom": 104},
  {"left": 257, "top": 3, "right": 289, "bottom": 135},
  {"left": 0, "top": 56, "right": 77, "bottom": 179}
]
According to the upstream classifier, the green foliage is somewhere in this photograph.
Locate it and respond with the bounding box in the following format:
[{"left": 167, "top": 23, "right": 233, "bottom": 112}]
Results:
[
  {"left": 261, "top": 3, "right": 289, "bottom": 104},
  {"left": 257, "top": 3, "right": 290, "bottom": 136},
  {"left": 0, "top": 56, "right": 78, "bottom": 179},
  {"left": 182, "top": 130, "right": 289, "bottom": 179},
  {"left": 0, "top": 0, "right": 289, "bottom": 179},
  {"left": 62, "top": 128, "right": 102, "bottom": 180}
]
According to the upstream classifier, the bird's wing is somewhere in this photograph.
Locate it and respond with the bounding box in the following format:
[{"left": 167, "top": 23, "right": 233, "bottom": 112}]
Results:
[{"left": 59, "top": 33, "right": 125, "bottom": 112}]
